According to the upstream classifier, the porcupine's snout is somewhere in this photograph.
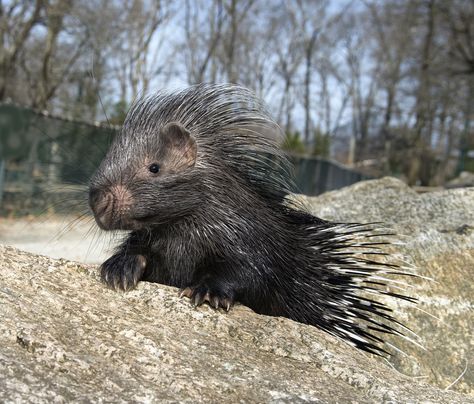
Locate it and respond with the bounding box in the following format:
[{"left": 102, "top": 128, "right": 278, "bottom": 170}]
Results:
[{"left": 89, "top": 184, "right": 134, "bottom": 230}]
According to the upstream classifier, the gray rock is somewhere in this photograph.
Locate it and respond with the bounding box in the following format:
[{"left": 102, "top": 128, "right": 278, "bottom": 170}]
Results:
[
  {"left": 1, "top": 176, "right": 473, "bottom": 402},
  {"left": 0, "top": 250, "right": 468, "bottom": 404},
  {"left": 446, "top": 171, "right": 474, "bottom": 188}
]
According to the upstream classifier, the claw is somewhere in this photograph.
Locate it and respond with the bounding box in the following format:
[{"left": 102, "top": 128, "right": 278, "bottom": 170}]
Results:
[
  {"left": 100, "top": 253, "right": 146, "bottom": 292},
  {"left": 193, "top": 292, "right": 204, "bottom": 306},
  {"left": 211, "top": 296, "right": 220, "bottom": 309},
  {"left": 179, "top": 287, "right": 193, "bottom": 298},
  {"left": 179, "top": 284, "right": 235, "bottom": 311}
]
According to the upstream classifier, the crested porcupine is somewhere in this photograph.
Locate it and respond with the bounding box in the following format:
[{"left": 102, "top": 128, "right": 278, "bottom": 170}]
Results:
[{"left": 89, "top": 83, "right": 418, "bottom": 355}]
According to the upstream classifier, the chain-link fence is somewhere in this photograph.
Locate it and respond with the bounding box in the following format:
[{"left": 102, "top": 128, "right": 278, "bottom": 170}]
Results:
[{"left": 0, "top": 103, "right": 370, "bottom": 215}]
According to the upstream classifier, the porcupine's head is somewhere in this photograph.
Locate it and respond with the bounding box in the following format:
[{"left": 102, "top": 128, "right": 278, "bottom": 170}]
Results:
[{"left": 89, "top": 84, "right": 293, "bottom": 231}]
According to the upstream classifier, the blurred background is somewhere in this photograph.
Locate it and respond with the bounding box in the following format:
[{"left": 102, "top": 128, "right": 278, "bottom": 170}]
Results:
[{"left": 0, "top": 0, "right": 473, "bottom": 260}]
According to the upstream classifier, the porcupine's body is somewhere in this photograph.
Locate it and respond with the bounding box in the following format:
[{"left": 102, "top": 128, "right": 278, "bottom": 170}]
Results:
[{"left": 89, "top": 84, "right": 415, "bottom": 355}]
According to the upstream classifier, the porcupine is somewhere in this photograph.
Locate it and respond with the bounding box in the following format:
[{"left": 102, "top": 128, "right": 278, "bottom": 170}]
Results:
[{"left": 89, "top": 83, "right": 417, "bottom": 355}]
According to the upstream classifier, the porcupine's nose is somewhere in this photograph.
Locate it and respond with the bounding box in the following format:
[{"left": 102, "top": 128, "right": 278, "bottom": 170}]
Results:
[{"left": 89, "top": 185, "right": 133, "bottom": 230}]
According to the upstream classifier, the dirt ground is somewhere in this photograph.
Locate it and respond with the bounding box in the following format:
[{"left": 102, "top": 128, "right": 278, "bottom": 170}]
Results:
[{"left": 0, "top": 215, "right": 125, "bottom": 264}]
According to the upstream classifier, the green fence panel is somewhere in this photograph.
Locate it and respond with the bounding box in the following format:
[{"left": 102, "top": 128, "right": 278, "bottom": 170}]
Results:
[{"left": 0, "top": 103, "right": 371, "bottom": 213}]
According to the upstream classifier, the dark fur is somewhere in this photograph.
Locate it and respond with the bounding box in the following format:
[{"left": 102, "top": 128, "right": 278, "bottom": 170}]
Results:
[{"left": 89, "top": 84, "right": 416, "bottom": 355}]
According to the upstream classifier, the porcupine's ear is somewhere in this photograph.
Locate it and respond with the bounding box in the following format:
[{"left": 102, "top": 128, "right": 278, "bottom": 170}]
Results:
[{"left": 159, "top": 122, "right": 197, "bottom": 171}]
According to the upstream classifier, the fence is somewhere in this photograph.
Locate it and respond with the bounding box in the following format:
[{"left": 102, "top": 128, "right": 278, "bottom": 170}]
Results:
[
  {"left": 0, "top": 103, "right": 370, "bottom": 214},
  {"left": 289, "top": 155, "right": 370, "bottom": 195},
  {"left": 0, "top": 159, "right": 4, "bottom": 205}
]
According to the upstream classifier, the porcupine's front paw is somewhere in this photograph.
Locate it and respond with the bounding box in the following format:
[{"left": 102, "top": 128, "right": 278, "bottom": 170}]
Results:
[
  {"left": 100, "top": 253, "right": 147, "bottom": 291},
  {"left": 180, "top": 282, "right": 235, "bottom": 311}
]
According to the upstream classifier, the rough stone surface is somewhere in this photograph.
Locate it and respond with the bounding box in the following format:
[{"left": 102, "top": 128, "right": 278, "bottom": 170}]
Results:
[
  {"left": 446, "top": 171, "right": 474, "bottom": 188},
  {"left": 298, "top": 177, "right": 474, "bottom": 396},
  {"left": 1, "top": 176, "right": 473, "bottom": 402},
  {"left": 0, "top": 245, "right": 471, "bottom": 403}
]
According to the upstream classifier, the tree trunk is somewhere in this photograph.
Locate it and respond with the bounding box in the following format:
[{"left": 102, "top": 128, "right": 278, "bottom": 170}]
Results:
[
  {"left": 457, "top": 75, "right": 474, "bottom": 174},
  {"left": 0, "top": 0, "right": 43, "bottom": 100},
  {"left": 303, "top": 30, "right": 318, "bottom": 146},
  {"left": 408, "top": 0, "right": 435, "bottom": 185}
]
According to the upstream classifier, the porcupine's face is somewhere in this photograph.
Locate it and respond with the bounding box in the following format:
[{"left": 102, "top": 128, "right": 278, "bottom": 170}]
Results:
[{"left": 89, "top": 121, "right": 199, "bottom": 231}]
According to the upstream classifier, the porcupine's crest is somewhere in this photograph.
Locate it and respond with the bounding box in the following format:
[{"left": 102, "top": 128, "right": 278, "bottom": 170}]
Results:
[
  {"left": 123, "top": 83, "right": 295, "bottom": 204},
  {"left": 118, "top": 84, "right": 421, "bottom": 356}
]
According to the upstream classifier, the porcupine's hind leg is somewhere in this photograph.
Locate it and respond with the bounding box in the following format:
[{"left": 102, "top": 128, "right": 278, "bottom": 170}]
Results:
[
  {"left": 178, "top": 257, "right": 251, "bottom": 311},
  {"left": 180, "top": 278, "right": 235, "bottom": 311}
]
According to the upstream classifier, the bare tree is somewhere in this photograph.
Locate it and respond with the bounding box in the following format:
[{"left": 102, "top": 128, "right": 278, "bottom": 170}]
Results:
[
  {"left": 268, "top": 3, "right": 303, "bottom": 133},
  {"left": 112, "top": 0, "right": 172, "bottom": 103},
  {"left": 0, "top": 0, "right": 471, "bottom": 186},
  {"left": 182, "top": 0, "right": 224, "bottom": 84},
  {"left": 439, "top": 0, "right": 474, "bottom": 175},
  {"left": 0, "top": 0, "right": 43, "bottom": 100},
  {"left": 366, "top": 0, "right": 417, "bottom": 173}
]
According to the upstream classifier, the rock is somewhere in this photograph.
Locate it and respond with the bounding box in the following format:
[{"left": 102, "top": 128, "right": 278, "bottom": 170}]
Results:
[
  {"left": 0, "top": 247, "right": 474, "bottom": 403},
  {"left": 0, "top": 245, "right": 471, "bottom": 403},
  {"left": 446, "top": 171, "right": 474, "bottom": 188},
  {"left": 299, "top": 177, "right": 474, "bottom": 396},
  {"left": 1, "top": 176, "right": 473, "bottom": 402}
]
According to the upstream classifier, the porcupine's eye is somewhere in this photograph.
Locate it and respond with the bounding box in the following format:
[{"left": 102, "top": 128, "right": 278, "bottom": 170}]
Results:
[{"left": 148, "top": 163, "right": 160, "bottom": 174}]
